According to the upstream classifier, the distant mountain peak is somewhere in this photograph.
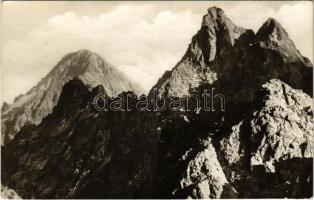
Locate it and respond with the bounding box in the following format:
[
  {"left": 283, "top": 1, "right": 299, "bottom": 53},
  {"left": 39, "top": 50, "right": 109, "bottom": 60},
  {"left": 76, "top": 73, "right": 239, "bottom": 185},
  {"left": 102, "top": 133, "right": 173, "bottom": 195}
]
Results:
[
  {"left": 59, "top": 49, "right": 106, "bottom": 77},
  {"left": 1, "top": 49, "right": 143, "bottom": 145},
  {"left": 75, "top": 48, "right": 94, "bottom": 54},
  {"left": 71, "top": 49, "right": 102, "bottom": 61}
]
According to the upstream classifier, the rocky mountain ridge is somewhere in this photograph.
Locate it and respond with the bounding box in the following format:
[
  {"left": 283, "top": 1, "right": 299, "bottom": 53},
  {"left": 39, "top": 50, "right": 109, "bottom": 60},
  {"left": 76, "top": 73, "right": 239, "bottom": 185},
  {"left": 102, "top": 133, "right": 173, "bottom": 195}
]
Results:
[
  {"left": 151, "top": 7, "right": 312, "bottom": 98},
  {"left": 2, "top": 78, "right": 160, "bottom": 198},
  {"left": 1, "top": 49, "right": 143, "bottom": 145},
  {"left": 1, "top": 6, "right": 313, "bottom": 199}
]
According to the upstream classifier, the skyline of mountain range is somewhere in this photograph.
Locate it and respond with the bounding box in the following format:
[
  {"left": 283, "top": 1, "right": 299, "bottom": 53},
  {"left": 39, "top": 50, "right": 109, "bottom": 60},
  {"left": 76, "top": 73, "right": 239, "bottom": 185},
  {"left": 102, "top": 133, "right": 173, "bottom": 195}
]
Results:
[
  {"left": 1, "top": 5, "right": 313, "bottom": 199},
  {"left": 2, "top": 1, "right": 313, "bottom": 105}
]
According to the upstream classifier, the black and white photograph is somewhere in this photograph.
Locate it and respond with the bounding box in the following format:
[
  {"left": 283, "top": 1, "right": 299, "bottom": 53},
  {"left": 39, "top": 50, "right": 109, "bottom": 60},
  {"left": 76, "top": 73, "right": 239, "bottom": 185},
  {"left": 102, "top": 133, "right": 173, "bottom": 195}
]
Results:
[{"left": 1, "top": 1, "right": 313, "bottom": 199}]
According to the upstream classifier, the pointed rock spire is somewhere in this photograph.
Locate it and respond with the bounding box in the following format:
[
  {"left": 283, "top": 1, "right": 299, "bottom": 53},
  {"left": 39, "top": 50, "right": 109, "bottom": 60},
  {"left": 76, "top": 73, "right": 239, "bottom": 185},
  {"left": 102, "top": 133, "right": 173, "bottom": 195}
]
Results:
[
  {"left": 255, "top": 18, "right": 311, "bottom": 64},
  {"left": 256, "top": 18, "right": 289, "bottom": 42},
  {"left": 91, "top": 85, "right": 107, "bottom": 97},
  {"left": 150, "top": 7, "right": 255, "bottom": 97},
  {"left": 1, "top": 102, "right": 10, "bottom": 112},
  {"left": 54, "top": 77, "right": 90, "bottom": 116},
  {"left": 151, "top": 6, "right": 312, "bottom": 99},
  {"left": 202, "top": 6, "right": 225, "bottom": 26},
  {"left": 186, "top": 6, "right": 253, "bottom": 64}
]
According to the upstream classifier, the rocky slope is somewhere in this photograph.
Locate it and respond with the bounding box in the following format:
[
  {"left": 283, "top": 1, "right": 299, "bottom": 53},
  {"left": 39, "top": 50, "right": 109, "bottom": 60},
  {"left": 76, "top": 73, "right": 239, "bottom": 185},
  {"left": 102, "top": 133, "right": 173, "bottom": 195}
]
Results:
[
  {"left": 2, "top": 78, "right": 312, "bottom": 198},
  {"left": 2, "top": 78, "right": 159, "bottom": 198},
  {"left": 151, "top": 78, "right": 313, "bottom": 198},
  {"left": 1, "top": 6, "right": 313, "bottom": 199},
  {"left": 150, "top": 6, "right": 313, "bottom": 198},
  {"left": 1, "top": 49, "right": 143, "bottom": 145},
  {"left": 218, "top": 79, "right": 313, "bottom": 198}
]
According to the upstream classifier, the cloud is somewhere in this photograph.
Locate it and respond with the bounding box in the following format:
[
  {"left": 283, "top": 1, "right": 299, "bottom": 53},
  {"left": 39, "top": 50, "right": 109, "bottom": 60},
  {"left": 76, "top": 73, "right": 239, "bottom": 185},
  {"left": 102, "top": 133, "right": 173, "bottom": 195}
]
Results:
[
  {"left": 2, "top": 5, "right": 201, "bottom": 103},
  {"left": 276, "top": 2, "right": 313, "bottom": 60},
  {"left": 1, "top": 2, "right": 312, "bottom": 104}
]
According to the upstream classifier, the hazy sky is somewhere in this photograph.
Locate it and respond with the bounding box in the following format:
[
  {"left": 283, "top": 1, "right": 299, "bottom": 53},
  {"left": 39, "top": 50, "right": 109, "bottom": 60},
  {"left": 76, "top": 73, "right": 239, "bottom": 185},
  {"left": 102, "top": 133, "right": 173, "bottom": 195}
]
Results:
[{"left": 1, "top": 1, "right": 313, "bottom": 104}]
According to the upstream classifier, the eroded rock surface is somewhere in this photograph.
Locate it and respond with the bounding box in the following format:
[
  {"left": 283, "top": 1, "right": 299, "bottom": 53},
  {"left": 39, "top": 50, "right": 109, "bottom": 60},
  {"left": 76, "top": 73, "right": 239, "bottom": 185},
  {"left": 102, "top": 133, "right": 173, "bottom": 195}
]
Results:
[
  {"left": 218, "top": 79, "right": 313, "bottom": 197},
  {"left": 2, "top": 79, "right": 157, "bottom": 199}
]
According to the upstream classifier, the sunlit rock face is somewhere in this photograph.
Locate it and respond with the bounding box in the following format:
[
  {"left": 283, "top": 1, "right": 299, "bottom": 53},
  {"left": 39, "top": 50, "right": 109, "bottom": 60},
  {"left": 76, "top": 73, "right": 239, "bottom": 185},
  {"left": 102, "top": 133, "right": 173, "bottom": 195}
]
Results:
[{"left": 218, "top": 79, "right": 313, "bottom": 198}]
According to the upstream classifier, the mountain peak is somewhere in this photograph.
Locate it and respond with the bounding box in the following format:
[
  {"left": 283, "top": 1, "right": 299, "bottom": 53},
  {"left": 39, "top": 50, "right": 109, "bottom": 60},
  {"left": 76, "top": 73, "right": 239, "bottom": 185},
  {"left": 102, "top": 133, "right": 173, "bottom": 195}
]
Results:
[
  {"left": 60, "top": 49, "right": 101, "bottom": 77},
  {"left": 76, "top": 49, "right": 94, "bottom": 54},
  {"left": 72, "top": 49, "right": 102, "bottom": 61},
  {"left": 206, "top": 6, "right": 225, "bottom": 18},
  {"left": 1, "top": 48, "right": 143, "bottom": 144},
  {"left": 151, "top": 6, "right": 312, "bottom": 99},
  {"left": 150, "top": 7, "right": 254, "bottom": 97},
  {"left": 254, "top": 17, "right": 311, "bottom": 64},
  {"left": 202, "top": 6, "right": 228, "bottom": 27},
  {"left": 91, "top": 84, "right": 107, "bottom": 97},
  {"left": 265, "top": 17, "right": 281, "bottom": 25},
  {"left": 72, "top": 49, "right": 98, "bottom": 59},
  {"left": 256, "top": 18, "right": 289, "bottom": 42},
  {"left": 1, "top": 102, "right": 10, "bottom": 112},
  {"left": 194, "top": 7, "right": 250, "bottom": 63}
]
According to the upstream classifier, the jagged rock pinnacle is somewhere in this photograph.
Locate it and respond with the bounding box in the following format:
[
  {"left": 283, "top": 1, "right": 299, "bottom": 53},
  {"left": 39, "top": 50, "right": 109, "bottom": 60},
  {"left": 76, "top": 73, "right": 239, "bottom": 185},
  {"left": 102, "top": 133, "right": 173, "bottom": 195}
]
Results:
[
  {"left": 54, "top": 77, "right": 90, "bottom": 116},
  {"left": 91, "top": 84, "right": 107, "bottom": 96},
  {"left": 202, "top": 6, "right": 231, "bottom": 28},
  {"left": 150, "top": 7, "right": 254, "bottom": 97},
  {"left": 1, "top": 102, "right": 9, "bottom": 112},
  {"left": 256, "top": 18, "right": 289, "bottom": 41},
  {"left": 207, "top": 6, "right": 224, "bottom": 15},
  {"left": 254, "top": 17, "right": 311, "bottom": 65},
  {"left": 190, "top": 7, "right": 252, "bottom": 64},
  {"left": 202, "top": 6, "right": 225, "bottom": 24}
]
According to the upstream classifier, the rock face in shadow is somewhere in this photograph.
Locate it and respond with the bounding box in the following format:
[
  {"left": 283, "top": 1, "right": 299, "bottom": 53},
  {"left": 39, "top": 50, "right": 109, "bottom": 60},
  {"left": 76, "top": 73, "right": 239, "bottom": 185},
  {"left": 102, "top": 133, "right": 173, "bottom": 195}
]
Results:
[
  {"left": 1, "top": 49, "right": 143, "bottom": 145},
  {"left": 1, "top": 6, "right": 313, "bottom": 199},
  {"left": 1, "top": 78, "right": 159, "bottom": 198}
]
